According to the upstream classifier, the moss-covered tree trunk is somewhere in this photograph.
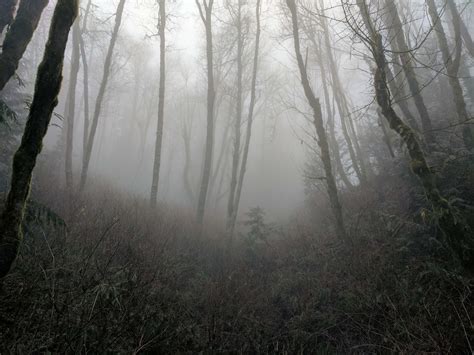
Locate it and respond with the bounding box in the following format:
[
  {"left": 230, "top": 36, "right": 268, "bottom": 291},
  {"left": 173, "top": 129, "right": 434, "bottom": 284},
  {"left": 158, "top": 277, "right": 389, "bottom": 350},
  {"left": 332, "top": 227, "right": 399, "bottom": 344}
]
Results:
[
  {"left": 286, "top": 0, "right": 347, "bottom": 242},
  {"left": 356, "top": 0, "right": 474, "bottom": 269},
  {"left": 0, "top": 0, "right": 78, "bottom": 280},
  {"left": 0, "top": 0, "right": 18, "bottom": 35},
  {"left": 0, "top": 0, "right": 49, "bottom": 92}
]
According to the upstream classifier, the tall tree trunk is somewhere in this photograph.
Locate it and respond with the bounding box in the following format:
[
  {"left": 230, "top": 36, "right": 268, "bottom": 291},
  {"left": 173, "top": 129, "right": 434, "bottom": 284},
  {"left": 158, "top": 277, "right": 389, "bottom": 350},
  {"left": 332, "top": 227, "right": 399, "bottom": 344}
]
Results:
[
  {"left": 150, "top": 0, "right": 166, "bottom": 207},
  {"left": 0, "top": 0, "right": 49, "bottom": 92},
  {"left": 0, "top": 0, "right": 18, "bottom": 35},
  {"left": 65, "top": 20, "right": 80, "bottom": 190},
  {"left": 195, "top": 0, "right": 216, "bottom": 227},
  {"left": 383, "top": 0, "right": 435, "bottom": 144},
  {"left": 229, "top": 0, "right": 262, "bottom": 235},
  {"left": 227, "top": 0, "right": 244, "bottom": 231},
  {"left": 79, "top": 0, "right": 92, "bottom": 171},
  {"left": 80, "top": 0, "right": 126, "bottom": 190},
  {"left": 447, "top": 0, "right": 474, "bottom": 58},
  {"left": 286, "top": 0, "right": 347, "bottom": 242},
  {"left": 356, "top": 0, "right": 474, "bottom": 269},
  {"left": 427, "top": 0, "right": 473, "bottom": 150},
  {"left": 0, "top": 0, "right": 78, "bottom": 280}
]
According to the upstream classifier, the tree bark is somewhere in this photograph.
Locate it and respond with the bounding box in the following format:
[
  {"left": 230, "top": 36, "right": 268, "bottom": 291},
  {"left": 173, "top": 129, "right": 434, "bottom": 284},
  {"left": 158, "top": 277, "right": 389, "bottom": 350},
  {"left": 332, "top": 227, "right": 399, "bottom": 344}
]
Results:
[
  {"left": 0, "top": 0, "right": 18, "bottom": 35},
  {"left": 195, "top": 0, "right": 216, "bottom": 227},
  {"left": 80, "top": 0, "right": 126, "bottom": 190},
  {"left": 356, "top": 0, "right": 474, "bottom": 269},
  {"left": 150, "top": 0, "right": 166, "bottom": 207},
  {"left": 286, "top": 0, "right": 347, "bottom": 242},
  {"left": 65, "top": 20, "right": 80, "bottom": 190},
  {"left": 0, "top": 0, "right": 49, "bottom": 92},
  {"left": 427, "top": 0, "right": 473, "bottom": 150},
  {"left": 0, "top": 0, "right": 78, "bottom": 279}
]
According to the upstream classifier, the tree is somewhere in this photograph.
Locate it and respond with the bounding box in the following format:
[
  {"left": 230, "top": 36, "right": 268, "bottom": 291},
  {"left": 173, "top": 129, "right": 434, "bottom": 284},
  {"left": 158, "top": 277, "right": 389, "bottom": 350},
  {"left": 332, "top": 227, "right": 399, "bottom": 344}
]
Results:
[
  {"left": 426, "top": 0, "right": 473, "bottom": 150},
  {"left": 229, "top": 0, "right": 262, "bottom": 235},
  {"left": 227, "top": 0, "right": 245, "bottom": 232},
  {"left": 286, "top": 0, "right": 347, "bottom": 242},
  {"left": 0, "top": 0, "right": 78, "bottom": 279},
  {"left": 354, "top": 0, "right": 474, "bottom": 269},
  {"left": 65, "top": 20, "right": 81, "bottom": 190},
  {"left": 195, "top": 0, "right": 216, "bottom": 227},
  {"left": 383, "top": 0, "right": 435, "bottom": 144},
  {"left": 150, "top": 0, "right": 167, "bottom": 207},
  {"left": 80, "top": 0, "right": 126, "bottom": 190},
  {"left": 0, "top": 0, "right": 18, "bottom": 35},
  {"left": 0, "top": 0, "right": 49, "bottom": 92}
]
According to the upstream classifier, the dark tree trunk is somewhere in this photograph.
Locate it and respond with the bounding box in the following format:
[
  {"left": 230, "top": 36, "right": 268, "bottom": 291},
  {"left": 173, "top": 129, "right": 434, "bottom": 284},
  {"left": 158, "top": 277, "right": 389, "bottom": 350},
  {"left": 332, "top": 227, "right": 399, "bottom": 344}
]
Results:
[
  {"left": 0, "top": 0, "right": 49, "bottom": 92},
  {"left": 0, "top": 0, "right": 78, "bottom": 280}
]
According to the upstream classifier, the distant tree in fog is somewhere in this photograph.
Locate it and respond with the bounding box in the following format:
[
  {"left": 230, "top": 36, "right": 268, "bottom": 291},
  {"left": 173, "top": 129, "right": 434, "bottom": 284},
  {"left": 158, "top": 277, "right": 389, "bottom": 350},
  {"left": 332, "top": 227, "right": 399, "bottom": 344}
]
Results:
[
  {"left": 195, "top": 0, "right": 216, "bottom": 228},
  {"left": 80, "top": 0, "right": 126, "bottom": 190}
]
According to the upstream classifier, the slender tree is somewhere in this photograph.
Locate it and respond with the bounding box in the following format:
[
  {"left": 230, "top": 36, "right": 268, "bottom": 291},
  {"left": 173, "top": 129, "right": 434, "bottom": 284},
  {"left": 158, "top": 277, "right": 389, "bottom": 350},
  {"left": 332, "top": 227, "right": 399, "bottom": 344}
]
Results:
[
  {"left": 80, "top": 0, "right": 126, "bottom": 190},
  {"left": 0, "top": 0, "right": 78, "bottom": 279},
  {"left": 227, "top": 0, "right": 245, "bottom": 231},
  {"left": 195, "top": 0, "right": 216, "bottom": 227},
  {"left": 229, "top": 0, "right": 262, "bottom": 235},
  {"left": 286, "top": 0, "right": 347, "bottom": 242},
  {"left": 79, "top": 0, "right": 92, "bottom": 170},
  {"left": 150, "top": 0, "right": 167, "bottom": 207},
  {"left": 0, "top": 0, "right": 49, "bottom": 92},
  {"left": 65, "top": 20, "right": 81, "bottom": 190}
]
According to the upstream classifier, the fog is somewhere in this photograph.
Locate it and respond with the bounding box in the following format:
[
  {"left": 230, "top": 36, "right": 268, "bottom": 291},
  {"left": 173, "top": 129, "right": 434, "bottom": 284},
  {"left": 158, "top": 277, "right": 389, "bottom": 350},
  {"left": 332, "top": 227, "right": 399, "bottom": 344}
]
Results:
[{"left": 1, "top": 0, "right": 474, "bottom": 351}]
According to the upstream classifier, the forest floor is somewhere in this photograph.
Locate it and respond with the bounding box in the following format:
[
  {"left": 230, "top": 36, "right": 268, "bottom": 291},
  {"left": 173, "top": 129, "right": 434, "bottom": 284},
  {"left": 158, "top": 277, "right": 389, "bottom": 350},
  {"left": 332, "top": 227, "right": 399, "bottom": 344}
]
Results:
[{"left": 0, "top": 159, "right": 473, "bottom": 353}]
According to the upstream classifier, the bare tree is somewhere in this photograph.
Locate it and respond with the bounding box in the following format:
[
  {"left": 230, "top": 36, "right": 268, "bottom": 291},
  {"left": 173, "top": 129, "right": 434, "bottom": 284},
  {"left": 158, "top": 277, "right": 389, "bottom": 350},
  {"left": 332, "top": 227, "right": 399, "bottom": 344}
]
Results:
[
  {"left": 0, "top": 0, "right": 49, "bottom": 92},
  {"left": 80, "top": 0, "right": 126, "bottom": 190},
  {"left": 0, "top": 0, "right": 78, "bottom": 279},
  {"left": 426, "top": 0, "right": 473, "bottom": 150},
  {"left": 383, "top": 0, "right": 435, "bottom": 144},
  {"left": 150, "top": 0, "right": 167, "bottom": 207},
  {"left": 195, "top": 0, "right": 216, "bottom": 227},
  {"left": 229, "top": 0, "right": 262, "bottom": 235},
  {"left": 286, "top": 0, "right": 347, "bottom": 242}
]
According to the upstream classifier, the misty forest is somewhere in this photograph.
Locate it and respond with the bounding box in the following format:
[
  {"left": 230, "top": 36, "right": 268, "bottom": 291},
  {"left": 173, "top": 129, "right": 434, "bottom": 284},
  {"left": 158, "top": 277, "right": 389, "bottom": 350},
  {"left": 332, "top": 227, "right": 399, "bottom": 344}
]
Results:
[{"left": 1, "top": 0, "right": 474, "bottom": 352}]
